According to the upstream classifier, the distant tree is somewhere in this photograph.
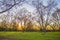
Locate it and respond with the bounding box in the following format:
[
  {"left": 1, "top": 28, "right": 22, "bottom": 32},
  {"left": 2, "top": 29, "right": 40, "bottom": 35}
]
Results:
[
  {"left": 0, "top": 14, "right": 10, "bottom": 31},
  {"left": 26, "top": 20, "right": 33, "bottom": 31},
  {"left": 15, "top": 8, "right": 34, "bottom": 31},
  {"left": 52, "top": 9, "right": 60, "bottom": 30},
  {"left": 10, "top": 19, "right": 18, "bottom": 31}
]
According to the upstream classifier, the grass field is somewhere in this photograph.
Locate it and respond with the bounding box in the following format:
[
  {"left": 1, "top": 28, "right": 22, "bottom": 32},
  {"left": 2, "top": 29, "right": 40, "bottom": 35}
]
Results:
[{"left": 0, "top": 32, "right": 60, "bottom": 40}]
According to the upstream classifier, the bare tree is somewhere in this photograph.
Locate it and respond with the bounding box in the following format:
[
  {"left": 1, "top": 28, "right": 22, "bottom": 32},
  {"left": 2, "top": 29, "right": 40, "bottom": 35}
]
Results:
[
  {"left": 32, "top": 0, "right": 57, "bottom": 32},
  {"left": 52, "top": 9, "right": 60, "bottom": 30},
  {"left": 0, "top": 13, "right": 11, "bottom": 31},
  {"left": 0, "top": 0, "right": 25, "bottom": 13}
]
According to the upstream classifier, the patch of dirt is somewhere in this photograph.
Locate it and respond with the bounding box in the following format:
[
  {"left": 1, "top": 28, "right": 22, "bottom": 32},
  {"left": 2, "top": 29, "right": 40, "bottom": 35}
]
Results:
[{"left": 0, "top": 36, "right": 15, "bottom": 40}]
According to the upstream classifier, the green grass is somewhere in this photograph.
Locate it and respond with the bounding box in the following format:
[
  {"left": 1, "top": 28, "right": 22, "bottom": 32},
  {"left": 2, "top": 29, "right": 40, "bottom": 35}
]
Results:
[{"left": 0, "top": 32, "right": 60, "bottom": 40}]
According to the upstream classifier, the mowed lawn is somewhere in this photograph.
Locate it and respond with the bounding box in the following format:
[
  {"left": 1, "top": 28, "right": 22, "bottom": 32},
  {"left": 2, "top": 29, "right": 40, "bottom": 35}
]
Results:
[{"left": 0, "top": 32, "right": 60, "bottom": 40}]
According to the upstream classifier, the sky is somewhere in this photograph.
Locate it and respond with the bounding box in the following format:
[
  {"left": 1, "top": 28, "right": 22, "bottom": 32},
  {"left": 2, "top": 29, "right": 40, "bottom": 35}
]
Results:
[
  {"left": 0, "top": 0, "right": 60, "bottom": 14},
  {"left": 57, "top": 0, "right": 60, "bottom": 8},
  {"left": 22, "top": 0, "right": 60, "bottom": 12},
  {"left": 41, "top": 0, "right": 60, "bottom": 7},
  {"left": 0, "top": 0, "right": 60, "bottom": 24}
]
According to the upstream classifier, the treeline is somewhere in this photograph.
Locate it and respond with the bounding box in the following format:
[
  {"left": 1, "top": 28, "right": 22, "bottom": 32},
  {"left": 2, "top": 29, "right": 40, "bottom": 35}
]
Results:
[
  {"left": 0, "top": 0, "right": 60, "bottom": 32},
  {"left": 0, "top": 18, "right": 60, "bottom": 32}
]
